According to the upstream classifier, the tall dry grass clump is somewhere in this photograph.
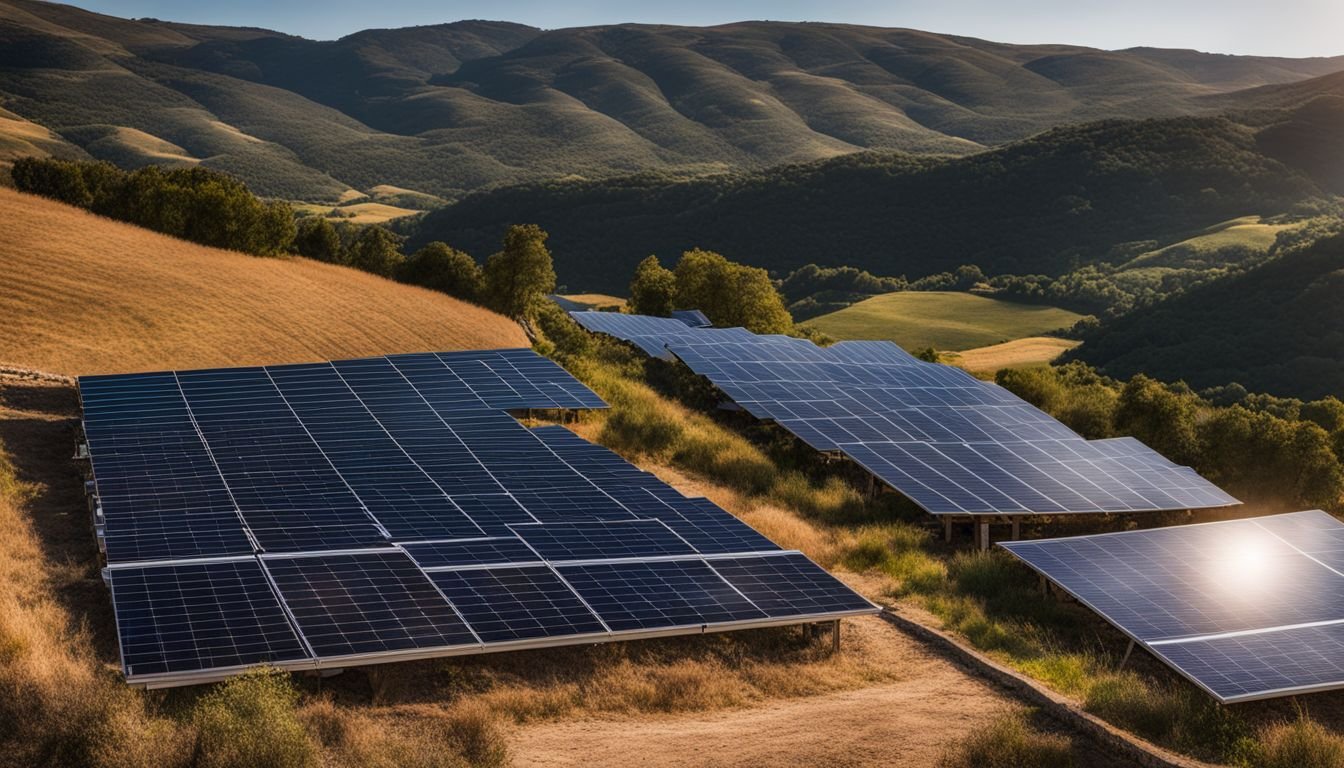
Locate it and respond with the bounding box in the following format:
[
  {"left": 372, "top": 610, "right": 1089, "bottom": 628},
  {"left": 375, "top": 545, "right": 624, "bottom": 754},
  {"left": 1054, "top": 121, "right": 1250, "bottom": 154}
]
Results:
[
  {"left": 193, "top": 670, "right": 317, "bottom": 768},
  {"left": 1254, "top": 710, "right": 1344, "bottom": 768},
  {"left": 939, "top": 710, "right": 1074, "bottom": 768},
  {"left": 0, "top": 442, "right": 189, "bottom": 767}
]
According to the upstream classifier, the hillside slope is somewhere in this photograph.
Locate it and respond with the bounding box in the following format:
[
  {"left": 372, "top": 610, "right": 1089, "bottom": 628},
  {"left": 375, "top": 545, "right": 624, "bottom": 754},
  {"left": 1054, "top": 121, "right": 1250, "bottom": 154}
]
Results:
[
  {"left": 1069, "top": 232, "right": 1344, "bottom": 399},
  {"left": 2, "top": 0, "right": 1343, "bottom": 198},
  {"left": 413, "top": 116, "right": 1325, "bottom": 292},
  {"left": 0, "top": 187, "right": 526, "bottom": 375}
]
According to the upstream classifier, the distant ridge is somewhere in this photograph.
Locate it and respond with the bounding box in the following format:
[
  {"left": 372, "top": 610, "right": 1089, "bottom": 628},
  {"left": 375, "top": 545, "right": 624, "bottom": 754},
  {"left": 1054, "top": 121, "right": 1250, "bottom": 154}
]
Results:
[{"left": 1, "top": 0, "right": 1341, "bottom": 199}]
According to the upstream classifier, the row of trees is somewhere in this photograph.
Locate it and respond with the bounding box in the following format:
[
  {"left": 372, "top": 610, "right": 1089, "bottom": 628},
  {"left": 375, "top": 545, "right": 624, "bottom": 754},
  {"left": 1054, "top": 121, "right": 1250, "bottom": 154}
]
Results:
[
  {"left": 11, "top": 158, "right": 294, "bottom": 256},
  {"left": 293, "top": 216, "right": 556, "bottom": 321},
  {"left": 627, "top": 250, "right": 794, "bottom": 334},
  {"left": 13, "top": 157, "right": 559, "bottom": 322},
  {"left": 998, "top": 363, "right": 1344, "bottom": 511}
]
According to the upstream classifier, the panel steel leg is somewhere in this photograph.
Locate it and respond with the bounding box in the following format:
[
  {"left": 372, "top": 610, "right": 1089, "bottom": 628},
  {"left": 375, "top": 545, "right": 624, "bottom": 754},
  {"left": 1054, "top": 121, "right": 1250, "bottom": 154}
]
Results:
[
  {"left": 832, "top": 619, "right": 841, "bottom": 653},
  {"left": 1011, "top": 517, "right": 1020, "bottom": 540},
  {"left": 1118, "top": 639, "right": 1135, "bottom": 671},
  {"left": 978, "top": 520, "right": 990, "bottom": 551},
  {"left": 943, "top": 517, "right": 952, "bottom": 544}
]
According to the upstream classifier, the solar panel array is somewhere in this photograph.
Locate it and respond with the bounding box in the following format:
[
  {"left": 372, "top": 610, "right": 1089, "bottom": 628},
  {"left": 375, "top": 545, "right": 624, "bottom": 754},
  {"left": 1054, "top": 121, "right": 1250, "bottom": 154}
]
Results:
[
  {"left": 1001, "top": 510, "right": 1344, "bottom": 703},
  {"left": 82, "top": 349, "right": 877, "bottom": 687},
  {"left": 570, "top": 312, "right": 1238, "bottom": 516}
]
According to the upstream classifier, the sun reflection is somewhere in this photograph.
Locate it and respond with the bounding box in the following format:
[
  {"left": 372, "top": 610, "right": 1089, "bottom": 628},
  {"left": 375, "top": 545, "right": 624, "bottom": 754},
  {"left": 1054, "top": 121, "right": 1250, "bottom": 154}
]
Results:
[{"left": 1209, "top": 533, "right": 1279, "bottom": 597}]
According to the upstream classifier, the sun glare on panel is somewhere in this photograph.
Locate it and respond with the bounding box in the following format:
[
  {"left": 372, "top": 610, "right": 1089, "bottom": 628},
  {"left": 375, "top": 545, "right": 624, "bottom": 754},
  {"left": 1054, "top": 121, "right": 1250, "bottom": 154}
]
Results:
[{"left": 1210, "top": 533, "right": 1278, "bottom": 595}]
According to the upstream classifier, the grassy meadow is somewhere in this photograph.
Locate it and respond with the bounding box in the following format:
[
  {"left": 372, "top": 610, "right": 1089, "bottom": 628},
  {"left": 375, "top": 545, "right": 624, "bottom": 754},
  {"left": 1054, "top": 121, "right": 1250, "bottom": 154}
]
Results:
[
  {"left": 0, "top": 189, "right": 527, "bottom": 376},
  {"left": 950, "top": 337, "right": 1082, "bottom": 374},
  {"left": 807, "top": 292, "right": 1083, "bottom": 351}
]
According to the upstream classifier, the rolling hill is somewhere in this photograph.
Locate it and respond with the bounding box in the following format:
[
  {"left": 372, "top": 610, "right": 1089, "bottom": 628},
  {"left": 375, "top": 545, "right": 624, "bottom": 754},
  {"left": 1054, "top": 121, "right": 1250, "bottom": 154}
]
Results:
[
  {"left": 413, "top": 114, "right": 1328, "bottom": 292},
  {"left": 806, "top": 291, "right": 1083, "bottom": 351},
  {"left": 2, "top": 0, "right": 1343, "bottom": 199},
  {"left": 1068, "top": 232, "right": 1344, "bottom": 399},
  {"left": 0, "top": 187, "right": 527, "bottom": 376}
]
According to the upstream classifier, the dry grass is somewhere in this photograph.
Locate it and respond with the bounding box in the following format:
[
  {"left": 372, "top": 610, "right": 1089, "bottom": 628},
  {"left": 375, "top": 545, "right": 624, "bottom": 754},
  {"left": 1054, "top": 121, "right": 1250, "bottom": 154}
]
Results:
[
  {"left": 294, "top": 202, "right": 421, "bottom": 224},
  {"left": 950, "top": 337, "right": 1081, "bottom": 374},
  {"left": 0, "top": 188, "right": 527, "bottom": 376},
  {"left": 939, "top": 710, "right": 1075, "bottom": 768}
]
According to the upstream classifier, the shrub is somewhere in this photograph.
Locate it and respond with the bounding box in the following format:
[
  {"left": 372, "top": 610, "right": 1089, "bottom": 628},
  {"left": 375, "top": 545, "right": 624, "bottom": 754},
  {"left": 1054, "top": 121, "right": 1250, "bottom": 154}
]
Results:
[
  {"left": 193, "top": 670, "right": 316, "bottom": 768},
  {"left": 1255, "top": 712, "right": 1344, "bottom": 768},
  {"left": 439, "top": 700, "right": 508, "bottom": 768},
  {"left": 940, "top": 710, "right": 1073, "bottom": 768},
  {"left": 399, "top": 242, "right": 484, "bottom": 300},
  {"left": 628, "top": 255, "right": 676, "bottom": 316}
]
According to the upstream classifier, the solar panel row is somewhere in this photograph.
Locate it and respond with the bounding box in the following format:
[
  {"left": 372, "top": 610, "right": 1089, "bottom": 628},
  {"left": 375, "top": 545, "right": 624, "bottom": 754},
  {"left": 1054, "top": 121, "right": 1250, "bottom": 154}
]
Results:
[
  {"left": 1000, "top": 510, "right": 1344, "bottom": 702},
  {"left": 569, "top": 311, "right": 1238, "bottom": 516},
  {"left": 83, "top": 349, "right": 877, "bottom": 686},
  {"left": 108, "top": 549, "right": 874, "bottom": 683}
]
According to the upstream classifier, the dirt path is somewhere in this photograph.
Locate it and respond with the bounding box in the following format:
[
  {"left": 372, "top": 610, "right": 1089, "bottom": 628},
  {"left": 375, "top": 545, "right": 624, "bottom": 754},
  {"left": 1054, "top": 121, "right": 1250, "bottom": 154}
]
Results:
[{"left": 509, "top": 616, "right": 1118, "bottom": 768}]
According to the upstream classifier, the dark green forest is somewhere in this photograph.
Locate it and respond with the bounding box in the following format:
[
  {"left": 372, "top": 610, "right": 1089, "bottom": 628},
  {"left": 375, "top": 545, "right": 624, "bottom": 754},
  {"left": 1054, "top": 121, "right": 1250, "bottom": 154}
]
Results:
[
  {"left": 411, "top": 115, "right": 1330, "bottom": 293},
  {"left": 1068, "top": 232, "right": 1344, "bottom": 400}
]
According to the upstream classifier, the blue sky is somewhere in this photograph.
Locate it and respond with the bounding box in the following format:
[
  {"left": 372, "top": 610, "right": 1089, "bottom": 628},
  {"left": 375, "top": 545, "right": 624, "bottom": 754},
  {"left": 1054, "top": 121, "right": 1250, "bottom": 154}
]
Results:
[{"left": 67, "top": 0, "right": 1343, "bottom": 57}]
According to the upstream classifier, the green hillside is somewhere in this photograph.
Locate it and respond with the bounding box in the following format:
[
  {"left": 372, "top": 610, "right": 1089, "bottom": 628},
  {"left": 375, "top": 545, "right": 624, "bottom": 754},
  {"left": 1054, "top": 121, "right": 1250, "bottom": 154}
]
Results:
[
  {"left": 1069, "top": 232, "right": 1344, "bottom": 399},
  {"left": 414, "top": 115, "right": 1327, "bottom": 292},
  {"left": 3, "top": 0, "right": 1344, "bottom": 199},
  {"left": 807, "top": 291, "right": 1083, "bottom": 351}
]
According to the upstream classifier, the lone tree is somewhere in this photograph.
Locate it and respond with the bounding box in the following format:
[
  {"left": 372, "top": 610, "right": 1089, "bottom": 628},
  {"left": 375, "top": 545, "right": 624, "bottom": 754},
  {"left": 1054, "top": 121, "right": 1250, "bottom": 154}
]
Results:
[
  {"left": 484, "top": 224, "right": 556, "bottom": 320},
  {"left": 673, "top": 248, "right": 793, "bottom": 334},
  {"left": 398, "top": 242, "right": 483, "bottom": 301},
  {"left": 345, "top": 225, "right": 404, "bottom": 277},
  {"left": 293, "top": 216, "right": 342, "bottom": 263},
  {"left": 628, "top": 255, "right": 676, "bottom": 316}
]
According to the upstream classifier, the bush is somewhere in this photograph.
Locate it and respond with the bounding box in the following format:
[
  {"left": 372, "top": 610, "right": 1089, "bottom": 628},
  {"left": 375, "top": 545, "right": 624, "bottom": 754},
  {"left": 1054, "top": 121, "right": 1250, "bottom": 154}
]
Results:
[
  {"left": 628, "top": 255, "right": 676, "bottom": 316},
  {"left": 193, "top": 670, "right": 316, "bottom": 768},
  {"left": 940, "top": 710, "right": 1073, "bottom": 768},
  {"left": 484, "top": 224, "right": 556, "bottom": 320},
  {"left": 1255, "top": 712, "right": 1344, "bottom": 768},
  {"left": 345, "top": 225, "right": 405, "bottom": 277},
  {"left": 399, "top": 242, "right": 484, "bottom": 300},
  {"left": 439, "top": 700, "right": 508, "bottom": 768}
]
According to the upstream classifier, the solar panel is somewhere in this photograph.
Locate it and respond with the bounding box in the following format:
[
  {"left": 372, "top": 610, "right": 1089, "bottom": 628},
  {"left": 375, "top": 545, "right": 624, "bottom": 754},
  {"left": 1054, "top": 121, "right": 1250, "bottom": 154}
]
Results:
[
  {"left": 1000, "top": 510, "right": 1344, "bottom": 702},
  {"left": 429, "top": 566, "right": 607, "bottom": 643},
  {"left": 108, "top": 558, "right": 310, "bottom": 684},
  {"left": 81, "top": 349, "right": 875, "bottom": 686},
  {"left": 709, "top": 553, "right": 878, "bottom": 617},
  {"left": 570, "top": 310, "right": 1238, "bottom": 517},
  {"left": 512, "top": 520, "right": 697, "bottom": 561},
  {"left": 671, "top": 309, "right": 712, "bottom": 328},
  {"left": 556, "top": 559, "right": 768, "bottom": 631},
  {"left": 262, "top": 550, "right": 478, "bottom": 658}
]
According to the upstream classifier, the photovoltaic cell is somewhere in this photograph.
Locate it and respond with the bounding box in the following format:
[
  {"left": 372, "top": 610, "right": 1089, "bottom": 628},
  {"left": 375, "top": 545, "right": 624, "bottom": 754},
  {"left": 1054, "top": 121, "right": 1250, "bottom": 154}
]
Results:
[
  {"left": 557, "top": 559, "right": 767, "bottom": 631},
  {"left": 512, "top": 520, "right": 696, "bottom": 561},
  {"left": 109, "top": 559, "right": 309, "bottom": 680},
  {"left": 429, "top": 566, "right": 606, "bottom": 642},
  {"left": 1000, "top": 510, "right": 1344, "bottom": 702},
  {"left": 401, "top": 537, "right": 541, "bottom": 569},
  {"left": 262, "top": 551, "right": 477, "bottom": 657},
  {"left": 709, "top": 553, "right": 878, "bottom": 617}
]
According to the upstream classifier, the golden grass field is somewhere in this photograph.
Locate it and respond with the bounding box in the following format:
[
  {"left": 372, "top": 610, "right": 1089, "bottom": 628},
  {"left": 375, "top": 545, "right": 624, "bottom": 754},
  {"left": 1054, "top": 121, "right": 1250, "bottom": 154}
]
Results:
[
  {"left": 293, "top": 202, "right": 422, "bottom": 224},
  {"left": 808, "top": 291, "right": 1083, "bottom": 351},
  {"left": 558, "top": 294, "right": 626, "bottom": 311},
  {"left": 950, "top": 337, "right": 1082, "bottom": 374},
  {"left": 0, "top": 188, "right": 527, "bottom": 376}
]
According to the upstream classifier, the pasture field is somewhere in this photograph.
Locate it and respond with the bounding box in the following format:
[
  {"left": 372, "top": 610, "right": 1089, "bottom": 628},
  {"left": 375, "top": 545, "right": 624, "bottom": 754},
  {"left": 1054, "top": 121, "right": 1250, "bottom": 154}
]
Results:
[
  {"left": 951, "top": 337, "right": 1082, "bottom": 374},
  {"left": 0, "top": 188, "right": 526, "bottom": 376},
  {"left": 807, "top": 292, "right": 1083, "bottom": 351},
  {"left": 293, "top": 201, "right": 423, "bottom": 224}
]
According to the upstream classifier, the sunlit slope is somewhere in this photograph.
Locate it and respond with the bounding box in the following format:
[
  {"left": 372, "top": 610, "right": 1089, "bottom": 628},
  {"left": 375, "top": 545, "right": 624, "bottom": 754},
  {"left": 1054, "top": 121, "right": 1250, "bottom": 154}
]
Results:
[
  {"left": 807, "top": 291, "right": 1083, "bottom": 351},
  {"left": 0, "top": 188, "right": 527, "bottom": 375}
]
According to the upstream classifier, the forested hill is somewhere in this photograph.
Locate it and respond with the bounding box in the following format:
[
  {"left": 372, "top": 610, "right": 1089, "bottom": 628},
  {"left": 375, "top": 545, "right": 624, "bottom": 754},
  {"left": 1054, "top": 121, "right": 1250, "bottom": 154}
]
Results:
[
  {"left": 410, "top": 115, "right": 1328, "bottom": 293},
  {"left": 3, "top": 0, "right": 1344, "bottom": 199},
  {"left": 1068, "top": 232, "right": 1344, "bottom": 400}
]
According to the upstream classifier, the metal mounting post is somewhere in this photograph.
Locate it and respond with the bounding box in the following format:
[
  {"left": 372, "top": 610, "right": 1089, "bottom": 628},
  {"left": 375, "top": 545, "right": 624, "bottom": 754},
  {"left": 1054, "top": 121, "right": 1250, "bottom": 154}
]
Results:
[
  {"left": 1118, "top": 639, "right": 1135, "bottom": 671},
  {"left": 832, "top": 619, "right": 841, "bottom": 653}
]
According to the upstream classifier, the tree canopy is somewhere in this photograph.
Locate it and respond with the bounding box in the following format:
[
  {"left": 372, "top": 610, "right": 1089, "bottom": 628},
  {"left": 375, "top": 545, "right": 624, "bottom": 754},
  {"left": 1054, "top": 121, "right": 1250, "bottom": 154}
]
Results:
[
  {"left": 398, "top": 242, "right": 483, "bottom": 301},
  {"left": 484, "top": 224, "right": 557, "bottom": 320},
  {"left": 672, "top": 249, "right": 793, "bottom": 334},
  {"left": 628, "top": 255, "right": 676, "bottom": 316}
]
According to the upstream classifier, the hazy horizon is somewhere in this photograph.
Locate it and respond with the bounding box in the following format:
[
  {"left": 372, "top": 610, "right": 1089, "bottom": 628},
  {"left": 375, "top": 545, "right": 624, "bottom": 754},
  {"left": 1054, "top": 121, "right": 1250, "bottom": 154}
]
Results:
[{"left": 58, "top": 0, "right": 1344, "bottom": 58}]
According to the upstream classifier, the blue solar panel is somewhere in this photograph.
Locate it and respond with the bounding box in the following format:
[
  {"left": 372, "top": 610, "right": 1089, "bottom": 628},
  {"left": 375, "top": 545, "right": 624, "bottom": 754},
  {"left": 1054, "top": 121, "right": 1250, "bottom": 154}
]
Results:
[
  {"left": 108, "top": 559, "right": 309, "bottom": 681},
  {"left": 513, "top": 520, "right": 696, "bottom": 561},
  {"left": 401, "top": 537, "right": 541, "bottom": 568},
  {"left": 671, "top": 309, "right": 712, "bottom": 328},
  {"left": 571, "top": 310, "right": 1237, "bottom": 517},
  {"left": 557, "top": 559, "right": 767, "bottom": 631},
  {"left": 429, "top": 566, "right": 606, "bottom": 643},
  {"left": 709, "top": 553, "right": 877, "bottom": 617},
  {"left": 1001, "top": 511, "right": 1344, "bottom": 702},
  {"left": 81, "top": 348, "right": 873, "bottom": 686},
  {"left": 262, "top": 550, "right": 477, "bottom": 658}
]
